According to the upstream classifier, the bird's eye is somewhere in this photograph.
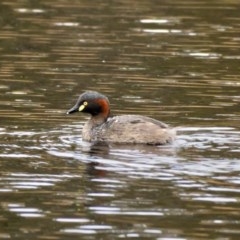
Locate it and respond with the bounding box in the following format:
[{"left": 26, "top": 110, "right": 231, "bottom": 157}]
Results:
[{"left": 79, "top": 101, "right": 88, "bottom": 112}]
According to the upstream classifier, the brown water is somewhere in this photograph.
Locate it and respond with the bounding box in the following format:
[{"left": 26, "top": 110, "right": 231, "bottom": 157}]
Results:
[{"left": 0, "top": 0, "right": 240, "bottom": 239}]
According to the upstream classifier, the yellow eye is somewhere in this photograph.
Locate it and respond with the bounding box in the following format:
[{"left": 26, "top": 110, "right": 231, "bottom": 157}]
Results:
[{"left": 79, "top": 101, "right": 88, "bottom": 111}]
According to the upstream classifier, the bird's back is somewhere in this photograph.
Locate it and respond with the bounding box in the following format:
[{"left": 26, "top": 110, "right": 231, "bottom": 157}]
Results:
[{"left": 87, "top": 115, "right": 176, "bottom": 145}]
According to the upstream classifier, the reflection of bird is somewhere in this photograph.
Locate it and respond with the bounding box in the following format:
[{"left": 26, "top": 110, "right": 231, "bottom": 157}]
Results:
[
  {"left": 86, "top": 161, "right": 107, "bottom": 177},
  {"left": 67, "top": 91, "right": 176, "bottom": 145}
]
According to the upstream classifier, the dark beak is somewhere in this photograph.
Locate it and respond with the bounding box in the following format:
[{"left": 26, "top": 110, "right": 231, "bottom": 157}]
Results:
[{"left": 66, "top": 104, "right": 79, "bottom": 114}]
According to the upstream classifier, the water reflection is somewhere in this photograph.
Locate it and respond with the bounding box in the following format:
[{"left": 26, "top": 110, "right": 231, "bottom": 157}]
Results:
[
  {"left": 1, "top": 124, "right": 240, "bottom": 238},
  {"left": 0, "top": 0, "right": 240, "bottom": 239}
]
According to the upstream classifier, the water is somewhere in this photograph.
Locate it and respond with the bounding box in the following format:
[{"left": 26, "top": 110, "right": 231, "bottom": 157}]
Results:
[{"left": 0, "top": 0, "right": 240, "bottom": 239}]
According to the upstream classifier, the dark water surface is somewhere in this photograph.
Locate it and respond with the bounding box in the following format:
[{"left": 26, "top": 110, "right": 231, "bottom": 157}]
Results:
[{"left": 0, "top": 0, "right": 240, "bottom": 239}]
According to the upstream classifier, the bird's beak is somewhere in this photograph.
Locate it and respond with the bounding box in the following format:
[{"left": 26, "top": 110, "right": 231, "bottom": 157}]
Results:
[{"left": 66, "top": 104, "right": 79, "bottom": 114}]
